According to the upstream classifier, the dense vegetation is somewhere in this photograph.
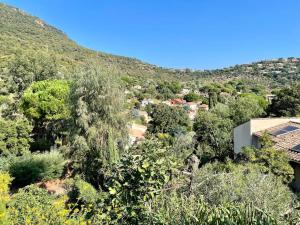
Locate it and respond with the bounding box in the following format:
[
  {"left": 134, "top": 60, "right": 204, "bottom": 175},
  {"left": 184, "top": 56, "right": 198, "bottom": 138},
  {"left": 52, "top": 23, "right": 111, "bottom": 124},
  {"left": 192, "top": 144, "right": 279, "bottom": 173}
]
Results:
[{"left": 1, "top": 2, "right": 300, "bottom": 225}]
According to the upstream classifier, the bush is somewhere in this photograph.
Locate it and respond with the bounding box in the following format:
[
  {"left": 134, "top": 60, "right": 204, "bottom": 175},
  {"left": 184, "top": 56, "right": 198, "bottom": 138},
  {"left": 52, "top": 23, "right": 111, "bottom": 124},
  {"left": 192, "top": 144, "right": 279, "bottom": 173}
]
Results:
[
  {"left": 194, "top": 163, "right": 295, "bottom": 221},
  {"left": 193, "top": 111, "right": 233, "bottom": 160},
  {"left": 0, "top": 118, "right": 32, "bottom": 157},
  {"left": 90, "top": 139, "right": 176, "bottom": 224},
  {"left": 149, "top": 193, "right": 278, "bottom": 225},
  {"left": 9, "top": 151, "right": 66, "bottom": 187},
  {"left": 0, "top": 172, "right": 12, "bottom": 224},
  {"left": 0, "top": 155, "right": 15, "bottom": 172},
  {"left": 66, "top": 177, "right": 99, "bottom": 205},
  {"left": 241, "top": 144, "right": 294, "bottom": 183},
  {"left": 7, "top": 186, "right": 86, "bottom": 224},
  {"left": 147, "top": 104, "right": 190, "bottom": 136},
  {"left": 183, "top": 92, "right": 200, "bottom": 102}
]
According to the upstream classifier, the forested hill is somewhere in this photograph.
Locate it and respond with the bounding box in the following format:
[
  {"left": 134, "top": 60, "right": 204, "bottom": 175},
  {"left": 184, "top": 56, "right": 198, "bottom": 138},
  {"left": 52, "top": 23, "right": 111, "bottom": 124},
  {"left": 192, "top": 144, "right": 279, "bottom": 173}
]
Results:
[
  {"left": 1, "top": 2, "right": 300, "bottom": 85},
  {"left": 0, "top": 3, "right": 185, "bottom": 81},
  {"left": 191, "top": 58, "right": 300, "bottom": 85}
]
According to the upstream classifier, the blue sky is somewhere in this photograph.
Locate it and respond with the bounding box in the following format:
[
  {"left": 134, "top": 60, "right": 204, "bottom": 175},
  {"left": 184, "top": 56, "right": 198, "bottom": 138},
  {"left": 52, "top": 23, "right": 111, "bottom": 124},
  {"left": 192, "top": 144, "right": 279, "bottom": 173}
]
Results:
[{"left": 2, "top": 0, "right": 300, "bottom": 69}]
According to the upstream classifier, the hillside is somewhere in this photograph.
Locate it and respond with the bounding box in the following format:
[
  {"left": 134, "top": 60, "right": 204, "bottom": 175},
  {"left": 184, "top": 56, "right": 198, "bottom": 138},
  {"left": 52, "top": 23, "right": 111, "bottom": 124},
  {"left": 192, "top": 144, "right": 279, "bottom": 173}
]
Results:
[
  {"left": 191, "top": 58, "right": 300, "bottom": 85},
  {"left": 1, "top": 3, "right": 300, "bottom": 85},
  {"left": 0, "top": 3, "right": 186, "bottom": 81}
]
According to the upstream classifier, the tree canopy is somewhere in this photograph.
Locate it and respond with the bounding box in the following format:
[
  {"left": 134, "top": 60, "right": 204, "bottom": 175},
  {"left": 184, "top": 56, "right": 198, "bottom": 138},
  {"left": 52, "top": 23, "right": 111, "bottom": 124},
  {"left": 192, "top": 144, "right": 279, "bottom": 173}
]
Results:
[
  {"left": 268, "top": 84, "right": 300, "bottom": 117},
  {"left": 229, "top": 94, "right": 266, "bottom": 126},
  {"left": 68, "top": 66, "right": 127, "bottom": 187},
  {"left": 147, "top": 104, "right": 190, "bottom": 136},
  {"left": 183, "top": 92, "right": 201, "bottom": 102},
  {"left": 193, "top": 111, "right": 233, "bottom": 160},
  {"left": 21, "top": 79, "right": 71, "bottom": 121}
]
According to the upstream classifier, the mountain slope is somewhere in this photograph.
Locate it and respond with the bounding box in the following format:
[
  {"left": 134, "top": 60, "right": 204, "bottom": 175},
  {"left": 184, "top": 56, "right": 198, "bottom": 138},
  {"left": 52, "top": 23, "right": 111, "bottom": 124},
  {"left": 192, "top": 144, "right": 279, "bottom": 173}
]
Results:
[
  {"left": 1, "top": 3, "right": 300, "bottom": 85},
  {"left": 191, "top": 58, "right": 300, "bottom": 85},
  {"left": 0, "top": 3, "right": 186, "bottom": 81}
]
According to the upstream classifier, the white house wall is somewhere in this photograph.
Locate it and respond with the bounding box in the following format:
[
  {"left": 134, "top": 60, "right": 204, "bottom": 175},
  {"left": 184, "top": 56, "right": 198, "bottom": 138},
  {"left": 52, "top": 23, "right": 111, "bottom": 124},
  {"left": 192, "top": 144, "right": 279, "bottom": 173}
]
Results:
[
  {"left": 234, "top": 118, "right": 300, "bottom": 154},
  {"left": 234, "top": 121, "right": 251, "bottom": 154}
]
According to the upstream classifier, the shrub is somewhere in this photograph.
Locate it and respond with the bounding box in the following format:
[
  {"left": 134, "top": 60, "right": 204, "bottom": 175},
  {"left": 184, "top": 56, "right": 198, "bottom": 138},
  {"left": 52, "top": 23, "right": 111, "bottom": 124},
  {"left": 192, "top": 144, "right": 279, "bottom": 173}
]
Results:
[
  {"left": 183, "top": 92, "right": 200, "bottom": 102},
  {"left": 241, "top": 145, "right": 294, "bottom": 183},
  {"left": 8, "top": 186, "right": 86, "bottom": 224},
  {"left": 90, "top": 139, "right": 176, "bottom": 224},
  {"left": 9, "top": 151, "right": 66, "bottom": 187},
  {"left": 66, "top": 177, "right": 99, "bottom": 205},
  {"left": 194, "top": 163, "right": 295, "bottom": 221},
  {"left": 0, "top": 155, "right": 15, "bottom": 172},
  {"left": 0, "top": 172, "right": 12, "bottom": 224},
  {"left": 193, "top": 111, "right": 233, "bottom": 160},
  {"left": 149, "top": 193, "right": 278, "bottom": 225},
  {"left": 147, "top": 104, "right": 190, "bottom": 136},
  {"left": 0, "top": 118, "right": 32, "bottom": 157}
]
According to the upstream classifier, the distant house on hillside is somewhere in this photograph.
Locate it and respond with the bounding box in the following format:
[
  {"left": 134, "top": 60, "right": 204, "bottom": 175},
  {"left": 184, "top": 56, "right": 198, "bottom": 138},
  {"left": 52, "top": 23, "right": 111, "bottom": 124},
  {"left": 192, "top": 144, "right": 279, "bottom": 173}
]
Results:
[
  {"left": 185, "top": 102, "right": 200, "bottom": 111},
  {"left": 141, "top": 99, "right": 154, "bottom": 107},
  {"left": 187, "top": 110, "right": 197, "bottom": 120},
  {"left": 234, "top": 118, "right": 300, "bottom": 190},
  {"left": 133, "top": 85, "right": 142, "bottom": 90},
  {"left": 128, "top": 123, "right": 147, "bottom": 145},
  {"left": 162, "top": 100, "right": 172, "bottom": 106},
  {"left": 170, "top": 98, "right": 186, "bottom": 105},
  {"left": 198, "top": 104, "right": 209, "bottom": 111},
  {"left": 180, "top": 88, "right": 190, "bottom": 95}
]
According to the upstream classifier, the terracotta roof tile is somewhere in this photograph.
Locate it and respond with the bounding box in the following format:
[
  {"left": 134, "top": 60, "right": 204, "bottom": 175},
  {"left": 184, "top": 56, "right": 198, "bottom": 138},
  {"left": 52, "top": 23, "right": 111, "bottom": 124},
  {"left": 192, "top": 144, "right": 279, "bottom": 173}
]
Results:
[{"left": 254, "top": 122, "right": 300, "bottom": 162}]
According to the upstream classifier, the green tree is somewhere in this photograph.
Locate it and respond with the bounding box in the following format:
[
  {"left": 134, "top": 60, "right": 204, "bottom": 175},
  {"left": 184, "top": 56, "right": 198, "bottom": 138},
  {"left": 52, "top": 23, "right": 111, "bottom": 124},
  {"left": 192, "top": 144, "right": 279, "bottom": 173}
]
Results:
[
  {"left": 8, "top": 51, "right": 59, "bottom": 94},
  {"left": 208, "top": 91, "right": 218, "bottom": 108},
  {"left": 91, "top": 139, "right": 176, "bottom": 224},
  {"left": 193, "top": 111, "right": 233, "bottom": 160},
  {"left": 183, "top": 92, "right": 200, "bottom": 102},
  {"left": 68, "top": 66, "right": 127, "bottom": 187},
  {"left": 156, "top": 85, "right": 174, "bottom": 100},
  {"left": 167, "top": 81, "right": 182, "bottom": 94},
  {"left": 239, "top": 93, "right": 268, "bottom": 109},
  {"left": 0, "top": 118, "right": 32, "bottom": 156},
  {"left": 147, "top": 104, "right": 190, "bottom": 136},
  {"left": 20, "top": 79, "right": 71, "bottom": 150},
  {"left": 229, "top": 95, "right": 266, "bottom": 126},
  {"left": 268, "top": 84, "right": 300, "bottom": 117},
  {"left": 241, "top": 133, "right": 294, "bottom": 183}
]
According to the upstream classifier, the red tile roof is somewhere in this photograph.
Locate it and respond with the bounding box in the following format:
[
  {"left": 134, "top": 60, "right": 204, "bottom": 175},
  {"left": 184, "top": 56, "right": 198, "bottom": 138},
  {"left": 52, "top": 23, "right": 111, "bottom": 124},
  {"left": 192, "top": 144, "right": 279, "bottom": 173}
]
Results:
[{"left": 170, "top": 98, "right": 186, "bottom": 105}]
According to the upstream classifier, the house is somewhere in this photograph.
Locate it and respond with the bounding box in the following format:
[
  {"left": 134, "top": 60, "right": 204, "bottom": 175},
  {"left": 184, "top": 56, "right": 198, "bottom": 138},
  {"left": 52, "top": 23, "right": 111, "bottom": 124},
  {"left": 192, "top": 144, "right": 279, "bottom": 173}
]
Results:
[
  {"left": 198, "top": 104, "right": 209, "bottom": 111},
  {"left": 162, "top": 100, "right": 172, "bottom": 106},
  {"left": 141, "top": 99, "right": 154, "bottom": 107},
  {"left": 170, "top": 98, "right": 186, "bottom": 105},
  {"left": 124, "top": 90, "right": 131, "bottom": 95},
  {"left": 133, "top": 85, "right": 142, "bottom": 90},
  {"left": 181, "top": 88, "right": 190, "bottom": 95},
  {"left": 185, "top": 102, "right": 200, "bottom": 111},
  {"left": 234, "top": 118, "right": 300, "bottom": 190},
  {"left": 128, "top": 123, "right": 147, "bottom": 145},
  {"left": 188, "top": 110, "right": 197, "bottom": 120}
]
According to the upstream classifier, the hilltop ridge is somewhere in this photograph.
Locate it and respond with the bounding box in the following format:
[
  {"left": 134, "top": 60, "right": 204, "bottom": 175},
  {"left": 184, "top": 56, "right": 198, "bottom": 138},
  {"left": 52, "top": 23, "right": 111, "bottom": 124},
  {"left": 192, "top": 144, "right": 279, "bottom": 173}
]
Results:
[{"left": 0, "top": 3, "right": 300, "bottom": 85}]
